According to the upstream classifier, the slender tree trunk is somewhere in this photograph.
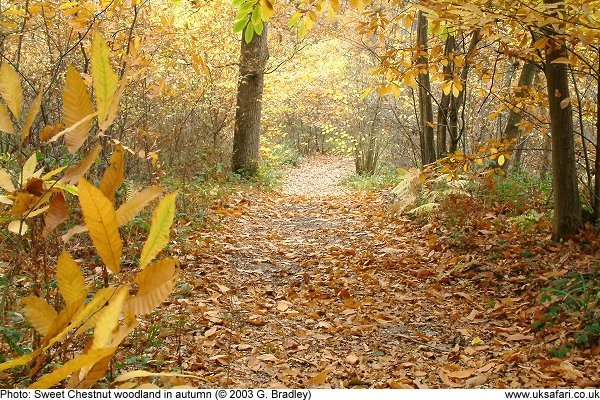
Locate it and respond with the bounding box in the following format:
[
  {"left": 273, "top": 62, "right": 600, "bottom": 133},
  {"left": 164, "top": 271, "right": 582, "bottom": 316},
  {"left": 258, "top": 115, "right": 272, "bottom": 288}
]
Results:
[
  {"left": 449, "top": 31, "right": 480, "bottom": 153},
  {"left": 593, "top": 50, "right": 600, "bottom": 221},
  {"left": 232, "top": 24, "right": 269, "bottom": 175},
  {"left": 436, "top": 34, "right": 455, "bottom": 157},
  {"left": 543, "top": 0, "right": 582, "bottom": 239},
  {"left": 416, "top": 11, "right": 436, "bottom": 164},
  {"left": 502, "top": 61, "right": 539, "bottom": 171}
]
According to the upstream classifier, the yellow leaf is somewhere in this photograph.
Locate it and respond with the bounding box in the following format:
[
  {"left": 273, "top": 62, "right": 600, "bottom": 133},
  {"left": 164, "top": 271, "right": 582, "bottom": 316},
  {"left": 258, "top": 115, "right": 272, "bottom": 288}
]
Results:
[
  {"left": 0, "top": 167, "right": 15, "bottom": 192},
  {"left": 61, "top": 225, "right": 88, "bottom": 243},
  {"left": 21, "top": 89, "right": 43, "bottom": 142},
  {"left": 307, "top": 368, "right": 333, "bottom": 387},
  {"left": 92, "top": 285, "right": 128, "bottom": 349},
  {"left": 57, "top": 250, "right": 87, "bottom": 306},
  {"left": 62, "top": 144, "right": 101, "bottom": 185},
  {"left": 63, "top": 65, "right": 94, "bottom": 153},
  {"left": 42, "top": 192, "right": 68, "bottom": 238},
  {"left": 29, "top": 348, "right": 116, "bottom": 389},
  {"left": 139, "top": 191, "right": 178, "bottom": 269},
  {"left": 560, "top": 97, "right": 571, "bottom": 109},
  {"left": 116, "top": 186, "right": 163, "bottom": 225},
  {"left": 125, "top": 258, "right": 179, "bottom": 315},
  {"left": 21, "top": 153, "right": 38, "bottom": 183},
  {"left": 67, "top": 353, "right": 112, "bottom": 389},
  {"left": 99, "top": 145, "right": 124, "bottom": 202},
  {"left": 78, "top": 178, "right": 122, "bottom": 274},
  {"left": 0, "top": 62, "right": 23, "bottom": 119},
  {"left": 72, "top": 287, "right": 116, "bottom": 336},
  {"left": 22, "top": 296, "right": 58, "bottom": 336},
  {"left": 8, "top": 220, "right": 28, "bottom": 235},
  {"left": 497, "top": 154, "right": 506, "bottom": 166},
  {"left": 44, "top": 298, "right": 85, "bottom": 345},
  {"left": 0, "top": 352, "right": 38, "bottom": 372},
  {"left": 551, "top": 57, "right": 572, "bottom": 65},
  {"left": 48, "top": 112, "right": 97, "bottom": 146},
  {"left": 91, "top": 32, "right": 118, "bottom": 127},
  {"left": 442, "top": 80, "right": 452, "bottom": 96},
  {"left": 0, "top": 103, "right": 14, "bottom": 134}
]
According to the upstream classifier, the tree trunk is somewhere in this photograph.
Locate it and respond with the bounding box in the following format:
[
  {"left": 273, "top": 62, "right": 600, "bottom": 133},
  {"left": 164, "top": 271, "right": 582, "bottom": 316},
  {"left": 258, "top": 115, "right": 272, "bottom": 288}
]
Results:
[
  {"left": 232, "top": 24, "right": 269, "bottom": 175},
  {"left": 449, "top": 31, "right": 480, "bottom": 154},
  {"left": 593, "top": 49, "right": 600, "bottom": 221},
  {"left": 502, "top": 61, "right": 539, "bottom": 171},
  {"left": 543, "top": 0, "right": 582, "bottom": 239},
  {"left": 436, "top": 34, "right": 455, "bottom": 157},
  {"left": 416, "top": 11, "right": 436, "bottom": 165}
]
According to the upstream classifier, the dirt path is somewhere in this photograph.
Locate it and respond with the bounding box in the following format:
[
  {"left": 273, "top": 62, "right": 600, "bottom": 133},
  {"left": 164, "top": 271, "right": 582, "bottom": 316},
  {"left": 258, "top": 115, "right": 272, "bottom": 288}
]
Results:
[
  {"left": 164, "top": 157, "right": 598, "bottom": 389},
  {"left": 280, "top": 155, "right": 354, "bottom": 197}
]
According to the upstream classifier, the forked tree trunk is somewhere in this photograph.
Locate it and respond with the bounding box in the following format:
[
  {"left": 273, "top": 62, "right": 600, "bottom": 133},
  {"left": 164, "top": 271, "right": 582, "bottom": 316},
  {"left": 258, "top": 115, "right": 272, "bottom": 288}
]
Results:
[
  {"left": 436, "top": 34, "right": 455, "bottom": 157},
  {"left": 502, "top": 61, "right": 539, "bottom": 171},
  {"left": 543, "top": 0, "right": 582, "bottom": 240},
  {"left": 232, "top": 24, "right": 269, "bottom": 175},
  {"left": 416, "top": 11, "right": 436, "bottom": 165}
]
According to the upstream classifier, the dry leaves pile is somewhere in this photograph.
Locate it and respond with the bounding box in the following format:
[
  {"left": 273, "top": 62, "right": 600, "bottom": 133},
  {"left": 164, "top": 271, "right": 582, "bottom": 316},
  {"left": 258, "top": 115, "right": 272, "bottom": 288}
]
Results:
[{"left": 130, "top": 158, "right": 599, "bottom": 389}]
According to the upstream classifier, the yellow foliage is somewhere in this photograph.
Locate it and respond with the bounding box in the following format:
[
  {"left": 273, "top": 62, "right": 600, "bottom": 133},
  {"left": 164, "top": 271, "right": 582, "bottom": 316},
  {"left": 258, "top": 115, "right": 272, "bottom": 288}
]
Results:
[
  {"left": 78, "top": 178, "right": 122, "bottom": 274},
  {"left": 21, "top": 297, "right": 58, "bottom": 336},
  {"left": 139, "top": 191, "right": 178, "bottom": 269},
  {"left": 57, "top": 250, "right": 88, "bottom": 306}
]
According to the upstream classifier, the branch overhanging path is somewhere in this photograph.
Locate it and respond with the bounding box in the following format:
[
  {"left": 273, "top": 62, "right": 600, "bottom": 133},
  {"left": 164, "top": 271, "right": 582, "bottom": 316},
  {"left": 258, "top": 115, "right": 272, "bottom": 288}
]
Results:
[{"left": 169, "top": 157, "right": 598, "bottom": 388}]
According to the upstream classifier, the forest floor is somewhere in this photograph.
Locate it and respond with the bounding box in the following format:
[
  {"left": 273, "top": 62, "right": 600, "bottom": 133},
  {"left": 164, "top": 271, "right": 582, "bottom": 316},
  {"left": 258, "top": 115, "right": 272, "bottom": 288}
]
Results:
[{"left": 143, "top": 156, "right": 599, "bottom": 389}]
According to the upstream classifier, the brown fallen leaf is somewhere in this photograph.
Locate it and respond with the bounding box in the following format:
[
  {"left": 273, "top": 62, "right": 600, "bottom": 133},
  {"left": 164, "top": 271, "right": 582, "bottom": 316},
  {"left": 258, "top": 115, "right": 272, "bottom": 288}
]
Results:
[
  {"left": 307, "top": 368, "right": 333, "bottom": 387},
  {"left": 346, "top": 353, "right": 359, "bottom": 364},
  {"left": 465, "top": 374, "right": 488, "bottom": 387},
  {"left": 446, "top": 368, "right": 475, "bottom": 379},
  {"left": 506, "top": 333, "right": 534, "bottom": 341}
]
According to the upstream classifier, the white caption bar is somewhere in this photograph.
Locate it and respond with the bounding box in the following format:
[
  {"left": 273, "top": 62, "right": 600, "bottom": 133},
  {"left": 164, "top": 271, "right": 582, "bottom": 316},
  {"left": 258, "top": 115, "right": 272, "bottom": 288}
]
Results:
[{"left": 0, "top": 389, "right": 599, "bottom": 400}]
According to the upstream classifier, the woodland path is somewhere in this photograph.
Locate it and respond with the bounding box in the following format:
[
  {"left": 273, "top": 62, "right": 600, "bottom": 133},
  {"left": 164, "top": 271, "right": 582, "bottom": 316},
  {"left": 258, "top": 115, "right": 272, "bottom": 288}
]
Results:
[{"left": 163, "top": 157, "right": 598, "bottom": 389}]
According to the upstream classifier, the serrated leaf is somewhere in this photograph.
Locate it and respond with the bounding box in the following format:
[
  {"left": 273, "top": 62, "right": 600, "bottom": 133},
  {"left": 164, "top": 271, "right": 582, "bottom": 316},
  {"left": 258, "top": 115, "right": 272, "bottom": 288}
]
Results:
[
  {"left": 78, "top": 178, "right": 122, "bottom": 274},
  {"left": 21, "top": 89, "right": 43, "bottom": 142},
  {"left": 0, "top": 168, "right": 15, "bottom": 192},
  {"left": 22, "top": 296, "right": 58, "bottom": 336},
  {"left": 139, "top": 191, "right": 177, "bottom": 269},
  {"left": 98, "top": 145, "right": 124, "bottom": 202},
  {"left": 116, "top": 186, "right": 163, "bottom": 225},
  {"left": 0, "top": 103, "right": 14, "bottom": 134},
  {"left": 72, "top": 287, "right": 116, "bottom": 336},
  {"left": 57, "top": 250, "right": 87, "bottom": 306},
  {"left": 44, "top": 298, "right": 85, "bottom": 345},
  {"left": 29, "top": 348, "right": 116, "bottom": 389},
  {"left": 67, "top": 353, "right": 113, "bottom": 389},
  {"left": 92, "top": 285, "right": 128, "bottom": 349},
  {"left": 63, "top": 65, "right": 95, "bottom": 153},
  {"left": 62, "top": 144, "right": 101, "bottom": 185},
  {"left": 0, "top": 62, "right": 23, "bottom": 119},
  {"left": 91, "top": 32, "right": 118, "bottom": 126},
  {"left": 42, "top": 192, "right": 68, "bottom": 238},
  {"left": 125, "top": 258, "right": 179, "bottom": 315}
]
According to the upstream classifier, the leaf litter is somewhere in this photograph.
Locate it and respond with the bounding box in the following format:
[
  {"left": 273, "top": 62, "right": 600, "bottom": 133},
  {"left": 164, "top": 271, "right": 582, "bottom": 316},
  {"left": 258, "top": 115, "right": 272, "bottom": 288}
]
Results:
[{"left": 142, "top": 157, "right": 598, "bottom": 389}]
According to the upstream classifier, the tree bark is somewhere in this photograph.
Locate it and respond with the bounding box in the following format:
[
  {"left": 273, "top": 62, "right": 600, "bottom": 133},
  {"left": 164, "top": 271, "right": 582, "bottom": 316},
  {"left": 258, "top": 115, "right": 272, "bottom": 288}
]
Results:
[
  {"left": 416, "top": 11, "right": 436, "bottom": 165},
  {"left": 502, "top": 61, "right": 539, "bottom": 171},
  {"left": 232, "top": 24, "right": 269, "bottom": 175},
  {"left": 543, "top": 0, "right": 582, "bottom": 239},
  {"left": 449, "top": 31, "right": 480, "bottom": 153},
  {"left": 436, "top": 34, "right": 455, "bottom": 157},
  {"left": 593, "top": 49, "right": 600, "bottom": 221}
]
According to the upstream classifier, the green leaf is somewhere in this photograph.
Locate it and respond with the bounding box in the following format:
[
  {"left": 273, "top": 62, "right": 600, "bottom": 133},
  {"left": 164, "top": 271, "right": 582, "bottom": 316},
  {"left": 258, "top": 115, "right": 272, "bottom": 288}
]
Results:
[
  {"left": 244, "top": 23, "right": 255, "bottom": 43},
  {"left": 234, "top": 15, "right": 250, "bottom": 33}
]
